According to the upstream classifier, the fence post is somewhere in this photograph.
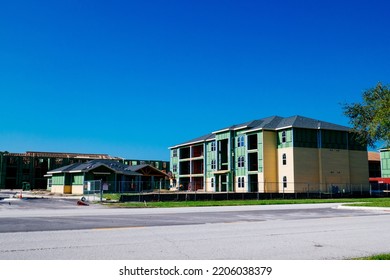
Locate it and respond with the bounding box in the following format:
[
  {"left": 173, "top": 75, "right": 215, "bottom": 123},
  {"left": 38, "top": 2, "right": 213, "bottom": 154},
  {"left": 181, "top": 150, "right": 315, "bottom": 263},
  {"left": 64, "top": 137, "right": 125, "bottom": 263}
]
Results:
[
  {"left": 158, "top": 179, "right": 161, "bottom": 202},
  {"left": 319, "top": 184, "right": 321, "bottom": 199},
  {"left": 100, "top": 179, "right": 103, "bottom": 203},
  {"left": 307, "top": 184, "right": 309, "bottom": 198}
]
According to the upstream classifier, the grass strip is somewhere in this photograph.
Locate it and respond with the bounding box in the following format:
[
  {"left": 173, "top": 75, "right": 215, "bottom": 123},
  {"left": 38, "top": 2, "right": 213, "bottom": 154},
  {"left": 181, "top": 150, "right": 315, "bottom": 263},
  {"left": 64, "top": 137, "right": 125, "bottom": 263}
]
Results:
[
  {"left": 354, "top": 253, "right": 390, "bottom": 260},
  {"left": 102, "top": 197, "right": 390, "bottom": 208}
]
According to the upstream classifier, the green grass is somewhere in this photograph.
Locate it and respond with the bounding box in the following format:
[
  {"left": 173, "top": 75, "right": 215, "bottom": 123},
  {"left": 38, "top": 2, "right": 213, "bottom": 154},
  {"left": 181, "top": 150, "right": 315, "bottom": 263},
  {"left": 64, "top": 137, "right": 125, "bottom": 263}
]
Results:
[
  {"left": 101, "top": 195, "right": 390, "bottom": 208},
  {"left": 354, "top": 253, "right": 390, "bottom": 260},
  {"left": 345, "top": 198, "right": 390, "bottom": 208}
]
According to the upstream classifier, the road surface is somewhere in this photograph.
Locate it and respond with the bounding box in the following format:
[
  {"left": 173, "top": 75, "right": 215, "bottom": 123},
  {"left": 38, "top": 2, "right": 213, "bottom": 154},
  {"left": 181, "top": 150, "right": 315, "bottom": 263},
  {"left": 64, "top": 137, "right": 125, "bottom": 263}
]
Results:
[{"left": 1, "top": 197, "right": 390, "bottom": 259}]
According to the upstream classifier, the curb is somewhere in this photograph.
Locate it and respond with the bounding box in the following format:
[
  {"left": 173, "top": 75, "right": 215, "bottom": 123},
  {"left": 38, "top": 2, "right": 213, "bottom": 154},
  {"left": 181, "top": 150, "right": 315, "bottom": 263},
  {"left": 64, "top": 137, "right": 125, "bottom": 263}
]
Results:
[{"left": 337, "top": 205, "right": 390, "bottom": 212}]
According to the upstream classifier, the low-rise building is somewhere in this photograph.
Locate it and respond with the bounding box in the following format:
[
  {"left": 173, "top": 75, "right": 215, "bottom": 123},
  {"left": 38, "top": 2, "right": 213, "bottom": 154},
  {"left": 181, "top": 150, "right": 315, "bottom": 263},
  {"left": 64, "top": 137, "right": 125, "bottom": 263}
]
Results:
[
  {"left": 0, "top": 151, "right": 169, "bottom": 190},
  {"left": 380, "top": 148, "right": 390, "bottom": 178},
  {"left": 169, "top": 115, "right": 369, "bottom": 194},
  {"left": 46, "top": 159, "right": 167, "bottom": 195}
]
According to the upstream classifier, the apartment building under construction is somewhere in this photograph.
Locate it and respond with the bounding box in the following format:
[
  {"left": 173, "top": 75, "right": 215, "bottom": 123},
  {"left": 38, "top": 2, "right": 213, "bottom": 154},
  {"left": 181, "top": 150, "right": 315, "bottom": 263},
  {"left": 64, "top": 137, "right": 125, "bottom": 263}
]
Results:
[
  {"left": 0, "top": 151, "right": 169, "bottom": 190},
  {"left": 169, "top": 115, "right": 369, "bottom": 194}
]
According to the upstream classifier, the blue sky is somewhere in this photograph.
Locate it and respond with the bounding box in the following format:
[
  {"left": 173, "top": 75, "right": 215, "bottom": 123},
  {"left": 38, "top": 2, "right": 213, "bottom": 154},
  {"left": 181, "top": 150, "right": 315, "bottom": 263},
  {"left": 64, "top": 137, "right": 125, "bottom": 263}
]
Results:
[{"left": 1, "top": 0, "right": 389, "bottom": 160}]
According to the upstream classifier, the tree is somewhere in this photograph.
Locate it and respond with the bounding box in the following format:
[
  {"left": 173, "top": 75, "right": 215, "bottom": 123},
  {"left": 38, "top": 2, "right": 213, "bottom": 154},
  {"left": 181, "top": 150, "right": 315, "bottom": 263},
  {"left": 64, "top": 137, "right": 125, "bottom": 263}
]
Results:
[{"left": 343, "top": 82, "right": 390, "bottom": 148}]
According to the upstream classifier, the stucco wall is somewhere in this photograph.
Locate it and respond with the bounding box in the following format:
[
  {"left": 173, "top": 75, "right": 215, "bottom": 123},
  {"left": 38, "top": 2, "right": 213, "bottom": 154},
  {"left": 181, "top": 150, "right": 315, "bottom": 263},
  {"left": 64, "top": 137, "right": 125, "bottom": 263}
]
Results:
[{"left": 263, "top": 131, "right": 278, "bottom": 192}]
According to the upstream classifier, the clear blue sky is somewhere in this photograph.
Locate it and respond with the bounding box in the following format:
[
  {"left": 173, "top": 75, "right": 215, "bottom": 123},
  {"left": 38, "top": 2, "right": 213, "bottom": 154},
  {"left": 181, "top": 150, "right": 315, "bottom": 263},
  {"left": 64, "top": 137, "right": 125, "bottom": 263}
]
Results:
[{"left": 1, "top": 0, "right": 389, "bottom": 160}]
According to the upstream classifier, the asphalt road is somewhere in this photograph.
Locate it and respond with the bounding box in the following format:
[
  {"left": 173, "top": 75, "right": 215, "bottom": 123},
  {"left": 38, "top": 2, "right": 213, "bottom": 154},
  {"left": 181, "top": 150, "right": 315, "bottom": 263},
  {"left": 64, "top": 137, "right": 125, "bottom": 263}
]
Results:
[{"left": 1, "top": 197, "right": 390, "bottom": 259}]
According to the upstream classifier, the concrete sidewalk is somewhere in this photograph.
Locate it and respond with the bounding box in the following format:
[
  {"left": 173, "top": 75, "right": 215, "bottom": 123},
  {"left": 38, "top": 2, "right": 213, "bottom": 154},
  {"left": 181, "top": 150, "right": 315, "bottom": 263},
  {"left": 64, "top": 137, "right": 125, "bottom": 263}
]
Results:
[{"left": 0, "top": 189, "right": 105, "bottom": 202}]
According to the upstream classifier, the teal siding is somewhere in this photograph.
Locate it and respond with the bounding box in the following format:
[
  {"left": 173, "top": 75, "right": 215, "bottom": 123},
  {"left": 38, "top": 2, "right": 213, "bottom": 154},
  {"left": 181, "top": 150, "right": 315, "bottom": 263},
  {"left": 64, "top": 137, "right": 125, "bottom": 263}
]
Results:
[
  {"left": 206, "top": 141, "right": 217, "bottom": 178},
  {"left": 72, "top": 174, "right": 84, "bottom": 185},
  {"left": 258, "top": 131, "right": 263, "bottom": 172},
  {"left": 381, "top": 150, "right": 390, "bottom": 178},
  {"left": 52, "top": 174, "right": 64, "bottom": 185},
  {"left": 277, "top": 129, "right": 293, "bottom": 148},
  {"left": 216, "top": 132, "right": 230, "bottom": 140}
]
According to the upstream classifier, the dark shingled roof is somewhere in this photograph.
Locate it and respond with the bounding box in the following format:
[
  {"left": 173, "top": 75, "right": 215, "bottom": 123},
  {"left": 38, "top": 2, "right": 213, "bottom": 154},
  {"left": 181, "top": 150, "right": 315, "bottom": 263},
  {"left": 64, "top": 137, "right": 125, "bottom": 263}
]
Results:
[
  {"left": 275, "top": 115, "right": 350, "bottom": 131},
  {"left": 47, "top": 159, "right": 141, "bottom": 176},
  {"left": 171, "top": 133, "right": 216, "bottom": 148},
  {"left": 171, "top": 115, "right": 351, "bottom": 148}
]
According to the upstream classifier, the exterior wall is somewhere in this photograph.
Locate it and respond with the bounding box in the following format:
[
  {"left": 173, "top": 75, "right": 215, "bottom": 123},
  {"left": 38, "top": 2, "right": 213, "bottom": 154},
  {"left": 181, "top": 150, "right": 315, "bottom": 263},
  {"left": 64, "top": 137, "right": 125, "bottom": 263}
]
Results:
[
  {"left": 170, "top": 148, "right": 179, "bottom": 180},
  {"left": 234, "top": 131, "right": 246, "bottom": 192},
  {"left": 381, "top": 149, "right": 390, "bottom": 178},
  {"left": 293, "top": 148, "right": 320, "bottom": 192},
  {"left": 71, "top": 184, "right": 84, "bottom": 195},
  {"left": 205, "top": 141, "right": 216, "bottom": 192},
  {"left": 263, "top": 131, "right": 278, "bottom": 192},
  {"left": 319, "top": 149, "right": 351, "bottom": 186},
  {"left": 257, "top": 131, "right": 263, "bottom": 173},
  {"left": 257, "top": 131, "right": 265, "bottom": 192},
  {"left": 51, "top": 185, "right": 72, "bottom": 194},
  {"left": 235, "top": 133, "right": 247, "bottom": 177},
  {"left": 52, "top": 174, "right": 65, "bottom": 185},
  {"left": 278, "top": 147, "right": 294, "bottom": 193},
  {"left": 72, "top": 174, "right": 84, "bottom": 185},
  {"left": 349, "top": 150, "right": 369, "bottom": 190}
]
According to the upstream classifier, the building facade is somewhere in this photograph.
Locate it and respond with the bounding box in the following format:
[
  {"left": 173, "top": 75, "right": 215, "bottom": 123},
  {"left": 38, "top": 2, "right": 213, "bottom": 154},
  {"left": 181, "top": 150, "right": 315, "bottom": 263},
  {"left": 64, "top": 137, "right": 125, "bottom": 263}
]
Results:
[
  {"left": 380, "top": 148, "right": 390, "bottom": 178},
  {"left": 169, "top": 116, "right": 369, "bottom": 194},
  {"left": 0, "top": 151, "right": 169, "bottom": 190},
  {"left": 368, "top": 151, "right": 381, "bottom": 178},
  {"left": 47, "top": 159, "right": 168, "bottom": 195}
]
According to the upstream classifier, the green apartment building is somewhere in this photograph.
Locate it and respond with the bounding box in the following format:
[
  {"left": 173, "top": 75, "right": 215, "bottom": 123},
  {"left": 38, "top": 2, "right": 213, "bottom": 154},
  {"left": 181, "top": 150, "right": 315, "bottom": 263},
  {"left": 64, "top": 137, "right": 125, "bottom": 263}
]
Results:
[
  {"left": 169, "top": 115, "right": 369, "bottom": 194},
  {"left": 380, "top": 148, "right": 390, "bottom": 178}
]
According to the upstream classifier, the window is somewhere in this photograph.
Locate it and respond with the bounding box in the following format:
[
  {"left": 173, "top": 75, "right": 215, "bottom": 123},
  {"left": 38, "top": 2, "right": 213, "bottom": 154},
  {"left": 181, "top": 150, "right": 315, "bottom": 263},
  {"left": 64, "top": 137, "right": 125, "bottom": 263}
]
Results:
[
  {"left": 211, "top": 142, "right": 216, "bottom": 151},
  {"left": 238, "top": 177, "right": 245, "bottom": 188},
  {"left": 238, "top": 156, "right": 245, "bottom": 168},
  {"left": 211, "top": 178, "right": 214, "bottom": 188},
  {"left": 238, "top": 135, "right": 245, "bottom": 147},
  {"left": 282, "top": 153, "right": 287, "bottom": 165},
  {"left": 283, "top": 176, "right": 287, "bottom": 188},
  {"left": 211, "top": 160, "right": 216, "bottom": 170},
  {"left": 172, "top": 149, "right": 177, "bottom": 157},
  {"left": 172, "top": 164, "right": 177, "bottom": 172},
  {"left": 282, "top": 131, "right": 286, "bottom": 143}
]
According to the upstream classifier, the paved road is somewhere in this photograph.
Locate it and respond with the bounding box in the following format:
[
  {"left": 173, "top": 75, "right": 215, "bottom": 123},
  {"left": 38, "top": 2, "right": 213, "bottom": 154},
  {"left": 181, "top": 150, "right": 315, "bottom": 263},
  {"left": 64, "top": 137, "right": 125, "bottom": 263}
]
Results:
[{"left": 1, "top": 198, "right": 390, "bottom": 259}]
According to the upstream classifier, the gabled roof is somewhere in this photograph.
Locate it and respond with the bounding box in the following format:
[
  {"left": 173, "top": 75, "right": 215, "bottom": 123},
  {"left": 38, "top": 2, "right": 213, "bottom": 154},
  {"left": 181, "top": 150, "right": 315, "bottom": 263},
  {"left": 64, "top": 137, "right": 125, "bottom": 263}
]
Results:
[
  {"left": 170, "top": 115, "right": 351, "bottom": 148},
  {"left": 169, "top": 133, "right": 215, "bottom": 149},
  {"left": 368, "top": 152, "right": 380, "bottom": 161},
  {"left": 126, "top": 164, "right": 167, "bottom": 177},
  {"left": 47, "top": 159, "right": 141, "bottom": 176}
]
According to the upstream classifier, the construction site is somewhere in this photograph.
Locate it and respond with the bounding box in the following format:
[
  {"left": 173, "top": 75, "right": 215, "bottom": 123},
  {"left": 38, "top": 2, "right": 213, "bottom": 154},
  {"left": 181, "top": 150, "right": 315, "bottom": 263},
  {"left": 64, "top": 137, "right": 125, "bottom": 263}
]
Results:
[{"left": 0, "top": 151, "right": 169, "bottom": 190}]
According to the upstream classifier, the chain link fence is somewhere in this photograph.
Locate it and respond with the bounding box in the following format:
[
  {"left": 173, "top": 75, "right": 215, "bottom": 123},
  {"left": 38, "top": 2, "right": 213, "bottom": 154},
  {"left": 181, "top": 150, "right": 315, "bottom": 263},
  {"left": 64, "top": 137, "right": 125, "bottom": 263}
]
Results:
[
  {"left": 81, "top": 179, "right": 389, "bottom": 202},
  {"left": 113, "top": 181, "right": 389, "bottom": 202}
]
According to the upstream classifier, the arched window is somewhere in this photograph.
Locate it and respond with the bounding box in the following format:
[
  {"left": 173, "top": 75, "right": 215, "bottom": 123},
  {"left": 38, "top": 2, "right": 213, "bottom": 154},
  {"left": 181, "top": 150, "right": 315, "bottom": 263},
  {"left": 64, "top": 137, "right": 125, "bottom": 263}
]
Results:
[
  {"left": 282, "top": 153, "right": 287, "bottom": 165},
  {"left": 283, "top": 176, "right": 287, "bottom": 188},
  {"left": 238, "top": 135, "right": 245, "bottom": 147},
  {"left": 238, "top": 156, "right": 245, "bottom": 168},
  {"left": 238, "top": 177, "right": 245, "bottom": 188},
  {"left": 211, "top": 178, "right": 214, "bottom": 188},
  {"left": 282, "top": 131, "right": 287, "bottom": 143}
]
